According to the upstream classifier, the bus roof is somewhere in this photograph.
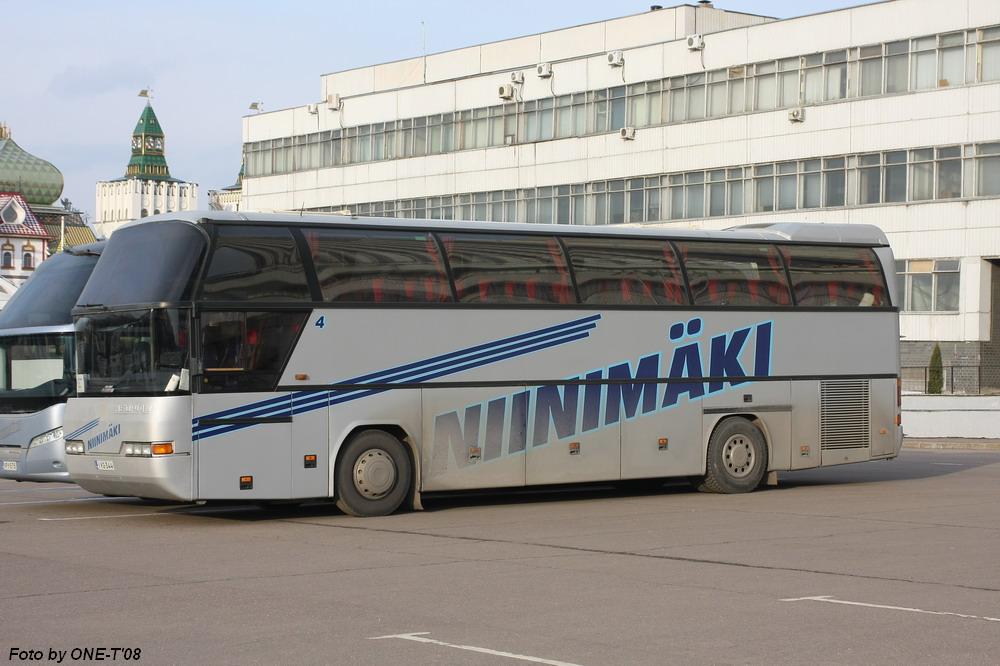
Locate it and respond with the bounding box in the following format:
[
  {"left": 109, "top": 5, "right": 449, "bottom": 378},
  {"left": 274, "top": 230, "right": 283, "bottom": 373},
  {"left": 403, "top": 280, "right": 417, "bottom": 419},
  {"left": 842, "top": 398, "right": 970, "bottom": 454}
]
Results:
[{"left": 124, "top": 211, "right": 890, "bottom": 247}]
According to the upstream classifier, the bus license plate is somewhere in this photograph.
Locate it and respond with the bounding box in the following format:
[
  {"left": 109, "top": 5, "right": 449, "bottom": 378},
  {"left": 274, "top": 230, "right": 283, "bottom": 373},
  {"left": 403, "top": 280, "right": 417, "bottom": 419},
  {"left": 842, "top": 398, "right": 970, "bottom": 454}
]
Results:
[
  {"left": 95, "top": 460, "right": 115, "bottom": 472},
  {"left": 2, "top": 461, "right": 16, "bottom": 471}
]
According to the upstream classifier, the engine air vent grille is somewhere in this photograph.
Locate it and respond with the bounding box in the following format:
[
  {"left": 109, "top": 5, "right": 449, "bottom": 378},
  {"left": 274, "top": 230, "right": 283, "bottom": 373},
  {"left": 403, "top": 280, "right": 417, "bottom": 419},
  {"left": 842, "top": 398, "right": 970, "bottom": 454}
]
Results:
[{"left": 820, "top": 380, "right": 870, "bottom": 450}]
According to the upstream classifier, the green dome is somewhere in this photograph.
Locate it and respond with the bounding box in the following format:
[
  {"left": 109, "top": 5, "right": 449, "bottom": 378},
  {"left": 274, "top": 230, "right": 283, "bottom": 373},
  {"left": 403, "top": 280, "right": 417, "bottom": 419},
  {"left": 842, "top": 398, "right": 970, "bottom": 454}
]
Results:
[{"left": 0, "top": 131, "right": 64, "bottom": 206}]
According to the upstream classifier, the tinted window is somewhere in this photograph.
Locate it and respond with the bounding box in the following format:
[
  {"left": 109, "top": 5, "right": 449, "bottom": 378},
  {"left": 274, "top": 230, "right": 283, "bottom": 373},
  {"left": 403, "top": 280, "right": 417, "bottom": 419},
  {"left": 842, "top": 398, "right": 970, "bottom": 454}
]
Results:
[
  {"left": 0, "top": 250, "right": 99, "bottom": 328},
  {"left": 678, "top": 241, "right": 791, "bottom": 306},
  {"left": 440, "top": 233, "right": 574, "bottom": 305},
  {"left": 563, "top": 238, "right": 688, "bottom": 306},
  {"left": 780, "top": 245, "right": 888, "bottom": 307},
  {"left": 303, "top": 228, "right": 451, "bottom": 303},
  {"left": 200, "top": 311, "right": 307, "bottom": 392},
  {"left": 200, "top": 226, "right": 311, "bottom": 302},
  {"left": 78, "top": 222, "right": 205, "bottom": 307}
]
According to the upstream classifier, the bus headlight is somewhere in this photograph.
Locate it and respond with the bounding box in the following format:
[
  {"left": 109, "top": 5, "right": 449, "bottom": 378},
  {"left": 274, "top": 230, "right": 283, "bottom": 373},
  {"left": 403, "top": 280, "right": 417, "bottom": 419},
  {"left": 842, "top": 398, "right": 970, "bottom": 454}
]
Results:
[
  {"left": 65, "top": 441, "right": 85, "bottom": 455},
  {"left": 29, "top": 427, "right": 64, "bottom": 448},
  {"left": 123, "top": 442, "right": 174, "bottom": 457},
  {"left": 123, "top": 442, "right": 151, "bottom": 457}
]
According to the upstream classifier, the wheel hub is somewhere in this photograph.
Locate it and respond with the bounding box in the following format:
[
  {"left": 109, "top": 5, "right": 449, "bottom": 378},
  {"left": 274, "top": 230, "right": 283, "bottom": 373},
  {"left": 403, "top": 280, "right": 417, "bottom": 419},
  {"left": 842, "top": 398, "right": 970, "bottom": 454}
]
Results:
[
  {"left": 722, "top": 435, "right": 755, "bottom": 478},
  {"left": 353, "top": 449, "right": 397, "bottom": 499}
]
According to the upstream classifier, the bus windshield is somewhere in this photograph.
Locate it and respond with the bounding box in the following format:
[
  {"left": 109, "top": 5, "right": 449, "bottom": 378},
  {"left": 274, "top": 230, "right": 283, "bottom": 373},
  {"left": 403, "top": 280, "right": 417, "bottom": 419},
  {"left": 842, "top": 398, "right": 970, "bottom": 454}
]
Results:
[
  {"left": 0, "top": 333, "right": 75, "bottom": 412},
  {"left": 0, "top": 249, "right": 101, "bottom": 329},
  {"left": 75, "top": 309, "right": 191, "bottom": 395},
  {"left": 76, "top": 221, "right": 205, "bottom": 308}
]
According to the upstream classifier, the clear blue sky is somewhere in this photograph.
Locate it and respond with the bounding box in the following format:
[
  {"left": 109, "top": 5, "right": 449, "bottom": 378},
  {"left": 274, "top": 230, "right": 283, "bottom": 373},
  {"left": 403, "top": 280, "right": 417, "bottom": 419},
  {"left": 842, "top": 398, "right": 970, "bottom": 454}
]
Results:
[{"left": 4, "top": 0, "right": 880, "bottom": 220}]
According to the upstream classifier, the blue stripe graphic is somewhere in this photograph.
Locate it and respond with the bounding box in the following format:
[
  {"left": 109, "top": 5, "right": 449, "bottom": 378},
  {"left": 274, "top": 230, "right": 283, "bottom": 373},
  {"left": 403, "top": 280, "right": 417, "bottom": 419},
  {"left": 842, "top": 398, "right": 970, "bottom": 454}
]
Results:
[
  {"left": 194, "top": 315, "right": 600, "bottom": 440},
  {"left": 65, "top": 418, "right": 99, "bottom": 440}
]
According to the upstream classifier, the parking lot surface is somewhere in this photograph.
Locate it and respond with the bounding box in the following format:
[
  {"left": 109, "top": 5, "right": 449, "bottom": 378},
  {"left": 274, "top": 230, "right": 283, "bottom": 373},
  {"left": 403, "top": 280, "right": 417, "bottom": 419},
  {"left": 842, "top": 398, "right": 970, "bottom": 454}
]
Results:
[{"left": 2, "top": 448, "right": 999, "bottom": 665}]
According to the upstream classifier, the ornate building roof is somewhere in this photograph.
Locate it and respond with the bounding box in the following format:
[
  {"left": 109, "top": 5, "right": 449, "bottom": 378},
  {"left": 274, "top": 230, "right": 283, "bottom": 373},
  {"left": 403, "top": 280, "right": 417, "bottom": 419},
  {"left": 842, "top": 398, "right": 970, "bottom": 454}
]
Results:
[
  {"left": 0, "top": 193, "right": 53, "bottom": 239},
  {"left": 125, "top": 103, "right": 172, "bottom": 181},
  {"left": 0, "top": 125, "right": 64, "bottom": 206}
]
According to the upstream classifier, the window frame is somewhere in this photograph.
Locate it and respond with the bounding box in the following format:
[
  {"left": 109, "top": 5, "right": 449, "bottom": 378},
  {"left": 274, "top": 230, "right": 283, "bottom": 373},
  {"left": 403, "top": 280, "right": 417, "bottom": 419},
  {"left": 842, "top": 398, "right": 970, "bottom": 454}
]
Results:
[{"left": 896, "top": 258, "right": 961, "bottom": 312}]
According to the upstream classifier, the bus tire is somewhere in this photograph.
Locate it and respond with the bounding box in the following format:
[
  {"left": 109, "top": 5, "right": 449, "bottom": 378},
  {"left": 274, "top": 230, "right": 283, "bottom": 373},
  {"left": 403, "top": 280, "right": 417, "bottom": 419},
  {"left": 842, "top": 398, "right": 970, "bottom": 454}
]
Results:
[
  {"left": 698, "top": 417, "right": 768, "bottom": 494},
  {"left": 335, "top": 430, "right": 411, "bottom": 517}
]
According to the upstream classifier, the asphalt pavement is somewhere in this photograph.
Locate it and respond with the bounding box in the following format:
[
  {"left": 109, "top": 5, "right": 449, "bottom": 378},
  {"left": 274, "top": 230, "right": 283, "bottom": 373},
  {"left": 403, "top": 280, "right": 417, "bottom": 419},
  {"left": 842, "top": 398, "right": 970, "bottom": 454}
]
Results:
[{"left": 2, "top": 448, "right": 999, "bottom": 665}]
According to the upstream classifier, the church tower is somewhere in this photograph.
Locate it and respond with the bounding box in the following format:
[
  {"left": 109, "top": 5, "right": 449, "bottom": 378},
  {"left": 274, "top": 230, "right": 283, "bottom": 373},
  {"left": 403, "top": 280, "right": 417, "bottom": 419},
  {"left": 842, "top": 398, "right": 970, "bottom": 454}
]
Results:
[{"left": 94, "top": 98, "right": 198, "bottom": 238}]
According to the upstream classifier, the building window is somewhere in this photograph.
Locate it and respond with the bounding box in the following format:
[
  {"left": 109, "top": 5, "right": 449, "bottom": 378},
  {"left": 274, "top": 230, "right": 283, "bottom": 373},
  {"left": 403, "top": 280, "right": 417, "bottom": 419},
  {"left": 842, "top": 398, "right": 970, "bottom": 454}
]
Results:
[
  {"left": 22, "top": 252, "right": 33, "bottom": 270},
  {"left": 980, "top": 27, "right": 1000, "bottom": 81},
  {"left": 896, "top": 259, "right": 960, "bottom": 312},
  {"left": 977, "top": 143, "right": 1000, "bottom": 196},
  {"left": 1, "top": 250, "right": 12, "bottom": 269}
]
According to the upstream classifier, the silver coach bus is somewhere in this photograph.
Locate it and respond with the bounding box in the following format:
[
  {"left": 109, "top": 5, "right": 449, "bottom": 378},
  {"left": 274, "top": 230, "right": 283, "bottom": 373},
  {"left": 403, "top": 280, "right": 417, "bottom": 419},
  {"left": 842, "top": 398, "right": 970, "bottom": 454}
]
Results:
[
  {"left": 64, "top": 213, "right": 901, "bottom": 515},
  {"left": 0, "top": 243, "right": 103, "bottom": 481}
]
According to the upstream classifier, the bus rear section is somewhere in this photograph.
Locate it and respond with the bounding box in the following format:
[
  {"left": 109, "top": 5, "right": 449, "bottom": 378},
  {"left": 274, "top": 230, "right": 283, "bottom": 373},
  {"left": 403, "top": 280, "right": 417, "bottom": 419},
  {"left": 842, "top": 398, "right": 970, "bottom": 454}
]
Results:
[{"left": 0, "top": 245, "right": 102, "bottom": 482}]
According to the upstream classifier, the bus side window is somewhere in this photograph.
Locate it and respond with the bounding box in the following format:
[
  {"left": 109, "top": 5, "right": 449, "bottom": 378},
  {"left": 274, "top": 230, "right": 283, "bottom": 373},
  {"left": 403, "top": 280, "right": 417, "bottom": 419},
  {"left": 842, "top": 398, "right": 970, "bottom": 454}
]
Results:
[
  {"left": 302, "top": 228, "right": 452, "bottom": 303},
  {"left": 562, "top": 237, "right": 688, "bottom": 306},
  {"left": 439, "top": 232, "right": 574, "bottom": 305},
  {"left": 200, "top": 226, "right": 312, "bottom": 302},
  {"left": 200, "top": 311, "right": 308, "bottom": 392},
  {"left": 678, "top": 241, "right": 792, "bottom": 307},
  {"left": 779, "top": 245, "right": 888, "bottom": 307}
]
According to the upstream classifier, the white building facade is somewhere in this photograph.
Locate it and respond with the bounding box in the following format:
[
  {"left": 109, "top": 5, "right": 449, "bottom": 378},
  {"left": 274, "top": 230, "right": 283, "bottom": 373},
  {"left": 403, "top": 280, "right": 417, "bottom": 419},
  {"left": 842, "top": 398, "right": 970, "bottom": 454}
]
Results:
[{"left": 242, "top": 0, "right": 1000, "bottom": 392}]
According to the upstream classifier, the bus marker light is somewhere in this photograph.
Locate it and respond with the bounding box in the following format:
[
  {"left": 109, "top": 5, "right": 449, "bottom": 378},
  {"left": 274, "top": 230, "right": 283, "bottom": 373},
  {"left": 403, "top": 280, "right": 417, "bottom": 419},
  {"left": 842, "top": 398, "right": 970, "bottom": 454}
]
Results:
[
  {"left": 468, "top": 447, "right": 481, "bottom": 462},
  {"left": 657, "top": 437, "right": 669, "bottom": 450},
  {"left": 240, "top": 475, "right": 253, "bottom": 490},
  {"left": 295, "top": 373, "right": 309, "bottom": 381},
  {"left": 304, "top": 454, "right": 317, "bottom": 468},
  {"left": 800, "top": 445, "right": 811, "bottom": 457},
  {"left": 568, "top": 442, "right": 580, "bottom": 455},
  {"left": 151, "top": 442, "right": 174, "bottom": 455}
]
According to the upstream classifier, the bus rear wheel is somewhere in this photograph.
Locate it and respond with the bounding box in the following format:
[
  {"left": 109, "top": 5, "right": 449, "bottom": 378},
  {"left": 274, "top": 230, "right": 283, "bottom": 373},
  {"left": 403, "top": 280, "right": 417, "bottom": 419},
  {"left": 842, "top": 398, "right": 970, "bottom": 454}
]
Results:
[
  {"left": 335, "top": 430, "right": 411, "bottom": 517},
  {"left": 698, "top": 417, "right": 768, "bottom": 494}
]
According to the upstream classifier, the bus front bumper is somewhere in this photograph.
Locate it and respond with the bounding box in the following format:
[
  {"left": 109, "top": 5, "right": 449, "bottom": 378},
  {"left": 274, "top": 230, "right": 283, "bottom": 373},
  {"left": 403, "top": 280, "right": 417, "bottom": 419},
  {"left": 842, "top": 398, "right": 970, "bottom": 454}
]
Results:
[
  {"left": 66, "top": 454, "right": 192, "bottom": 502},
  {"left": 0, "top": 439, "right": 70, "bottom": 482}
]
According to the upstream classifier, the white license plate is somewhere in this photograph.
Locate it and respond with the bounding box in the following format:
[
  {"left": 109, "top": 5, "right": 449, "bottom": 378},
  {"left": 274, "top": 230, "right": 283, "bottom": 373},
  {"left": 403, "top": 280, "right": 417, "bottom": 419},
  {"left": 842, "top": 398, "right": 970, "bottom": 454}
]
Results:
[
  {"left": 94, "top": 459, "right": 115, "bottom": 472},
  {"left": 2, "top": 461, "right": 16, "bottom": 472}
]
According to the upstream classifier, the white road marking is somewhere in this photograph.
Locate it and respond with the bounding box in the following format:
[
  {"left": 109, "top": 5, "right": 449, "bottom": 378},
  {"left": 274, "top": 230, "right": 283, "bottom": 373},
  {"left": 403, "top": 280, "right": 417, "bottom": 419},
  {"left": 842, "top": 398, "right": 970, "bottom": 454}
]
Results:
[
  {"left": 0, "top": 496, "right": 123, "bottom": 506},
  {"left": 369, "top": 632, "right": 582, "bottom": 666},
  {"left": 930, "top": 462, "right": 964, "bottom": 466},
  {"left": 0, "top": 486, "right": 79, "bottom": 493},
  {"left": 782, "top": 596, "right": 1000, "bottom": 623},
  {"left": 39, "top": 505, "right": 256, "bottom": 521},
  {"left": 39, "top": 512, "right": 170, "bottom": 521}
]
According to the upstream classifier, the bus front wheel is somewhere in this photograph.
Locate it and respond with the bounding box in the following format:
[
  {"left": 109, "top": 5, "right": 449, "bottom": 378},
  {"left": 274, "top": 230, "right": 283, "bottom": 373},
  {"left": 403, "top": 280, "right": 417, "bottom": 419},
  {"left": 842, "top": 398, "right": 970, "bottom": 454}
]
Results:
[
  {"left": 335, "top": 430, "right": 412, "bottom": 517},
  {"left": 698, "top": 417, "right": 768, "bottom": 494}
]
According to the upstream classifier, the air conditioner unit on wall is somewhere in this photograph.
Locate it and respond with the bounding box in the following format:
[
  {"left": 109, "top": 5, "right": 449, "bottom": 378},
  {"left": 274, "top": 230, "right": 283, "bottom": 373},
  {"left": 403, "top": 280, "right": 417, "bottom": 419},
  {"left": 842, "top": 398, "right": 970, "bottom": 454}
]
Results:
[
  {"left": 536, "top": 62, "right": 553, "bottom": 78},
  {"left": 620, "top": 126, "right": 636, "bottom": 140},
  {"left": 788, "top": 107, "right": 806, "bottom": 123},
  {"left": 306, "top": 103, "right": 318, "bottom": 114},
  {"left": 607, "top": 50, "right": 625, "bottom": 67},
  {"left": 687, "top": 34, "right": 705, "bottom": 51},
  {"left": 510, "top": 71, "right": 524, "bottom": 84},
  {"left": 326, "top": 93, "right": 342, "bottom": 110},
  {"left": 498, "top": 83, "right": 515, "bottom": 100}
]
